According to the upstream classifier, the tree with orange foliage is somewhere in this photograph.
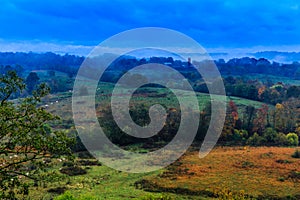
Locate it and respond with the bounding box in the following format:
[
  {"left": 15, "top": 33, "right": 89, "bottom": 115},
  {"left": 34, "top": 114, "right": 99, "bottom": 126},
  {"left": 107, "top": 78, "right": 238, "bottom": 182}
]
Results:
[
  {"left": 258, "top": 85, "right": 266, "bottom": 100},
  {"left": 229, "top": 100, "right": 239, "bottom": 126},
  {"left": 220, "top": 100, "right": 240, "bottom": 142}
]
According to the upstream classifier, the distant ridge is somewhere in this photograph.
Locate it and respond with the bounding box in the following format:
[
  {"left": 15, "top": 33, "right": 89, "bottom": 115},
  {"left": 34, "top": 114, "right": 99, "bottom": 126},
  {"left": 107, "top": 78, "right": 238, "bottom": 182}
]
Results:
[{"left": 253, "top": 51, "right": 300, "bottom": 63}]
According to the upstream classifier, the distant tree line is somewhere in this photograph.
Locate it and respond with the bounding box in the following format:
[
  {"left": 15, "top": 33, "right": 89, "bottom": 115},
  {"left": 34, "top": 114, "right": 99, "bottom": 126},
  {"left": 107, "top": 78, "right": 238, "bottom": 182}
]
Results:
[
  {"left": 222, "top": 75, "right": 300, "bottom": 105},
  {"left": 0, "top": 52, "right": 82, "bottom": 78},
  {"left": 1, "top": 52, "right": 300, "bottom": 80},
  {"left": 216, "top": 57, "right": 300, "bottom": 79},
  {"left": 2, "top": 52, "right": 300, "bottom": 105},
  {"left": 0, "top": 65, "right": 73, "bottom": 97}
]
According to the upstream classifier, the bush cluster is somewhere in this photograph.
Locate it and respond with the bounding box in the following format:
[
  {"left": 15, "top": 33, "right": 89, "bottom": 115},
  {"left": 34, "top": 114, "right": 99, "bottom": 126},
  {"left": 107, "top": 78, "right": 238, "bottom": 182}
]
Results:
[{"left": 246, "top": 128, "right": 299, "bottom": 146}]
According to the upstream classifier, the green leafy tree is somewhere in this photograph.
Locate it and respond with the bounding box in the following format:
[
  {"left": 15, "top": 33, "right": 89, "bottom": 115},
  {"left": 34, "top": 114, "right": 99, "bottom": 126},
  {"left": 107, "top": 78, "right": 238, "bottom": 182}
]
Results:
[
  {"left": 0, "top": 71, "right": 74, "bottom": 199},
  {"left": 25, "top": 72, "right": 40, "bottom": 93}
]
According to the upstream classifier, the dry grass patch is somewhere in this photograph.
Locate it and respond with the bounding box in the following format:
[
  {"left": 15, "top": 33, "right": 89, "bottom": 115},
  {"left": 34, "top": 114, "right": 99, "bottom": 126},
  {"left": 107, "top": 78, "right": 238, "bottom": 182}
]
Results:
[{"left": 140, "top": 147, "right": 300, "bottom": 199}]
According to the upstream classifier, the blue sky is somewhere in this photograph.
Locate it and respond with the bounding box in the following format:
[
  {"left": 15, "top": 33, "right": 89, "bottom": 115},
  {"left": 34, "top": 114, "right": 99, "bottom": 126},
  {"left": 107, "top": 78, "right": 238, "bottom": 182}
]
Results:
[{"left": 0, "top": 0, "right": 300, "bottom": 55}]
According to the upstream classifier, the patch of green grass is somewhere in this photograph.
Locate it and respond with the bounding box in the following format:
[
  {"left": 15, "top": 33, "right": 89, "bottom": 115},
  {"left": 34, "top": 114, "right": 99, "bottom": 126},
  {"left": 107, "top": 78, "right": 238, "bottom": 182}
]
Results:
[{"left": 28, "top": 163, "right": 208, "bottom": 200}]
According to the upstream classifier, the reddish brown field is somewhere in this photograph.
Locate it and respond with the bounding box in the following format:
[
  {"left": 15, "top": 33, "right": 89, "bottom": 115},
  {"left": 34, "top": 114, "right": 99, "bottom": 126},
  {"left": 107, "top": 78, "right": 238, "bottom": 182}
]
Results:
[{"left": 141, "top": 147, "right": 300, "bottom": 199}]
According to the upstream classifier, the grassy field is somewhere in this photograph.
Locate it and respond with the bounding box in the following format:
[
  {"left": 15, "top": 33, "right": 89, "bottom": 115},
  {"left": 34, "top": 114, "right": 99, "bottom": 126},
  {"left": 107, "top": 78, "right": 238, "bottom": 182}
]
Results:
[
  {"left": 43, "top": 80, "right": 265, "bottom": 120},
  {"left": 27, "top": 156, "right": 208, "bottom": 200},
  {"left": 25, "top": 147, "right": 300, "bottom": 199}
]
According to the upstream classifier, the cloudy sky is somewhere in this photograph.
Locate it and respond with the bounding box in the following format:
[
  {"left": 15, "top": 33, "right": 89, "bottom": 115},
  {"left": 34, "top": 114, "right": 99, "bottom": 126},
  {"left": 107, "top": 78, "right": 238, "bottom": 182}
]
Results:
[{"left": 0, "top": 0, "right": 300, "bottom": 56}]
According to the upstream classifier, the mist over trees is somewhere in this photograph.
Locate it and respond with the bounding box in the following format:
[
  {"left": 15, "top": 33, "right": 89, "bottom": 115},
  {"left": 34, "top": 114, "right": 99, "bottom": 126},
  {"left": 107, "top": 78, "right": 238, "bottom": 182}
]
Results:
[{"left": 1, "top": 52, "right": 300, "bottom": 80}]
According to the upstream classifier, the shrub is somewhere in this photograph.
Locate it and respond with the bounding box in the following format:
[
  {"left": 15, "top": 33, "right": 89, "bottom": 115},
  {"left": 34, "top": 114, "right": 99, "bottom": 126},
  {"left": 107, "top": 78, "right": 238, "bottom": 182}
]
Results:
[
  {"left": 62, "top": 161, "right": 75, "bottom": 167},
  {"left": 274, "top": 133, "right": 289, "bottom": 146},
  {"left": 277, "top": 177, "right": 285, "bottom": 182},
  {"left": 262, "top": 128, "right": 277, "bottom": 144},
  {"left": 288, "top": 171, "right": 300, "bottom": 181},
  {"left": 276, "top": 159, "right": 293, "bottom": 164},
  {"left": 77, "top": 151, "right": 94, "bottom": 159},
  {"left": 286, "top": 133, "right": 299, "bottom": 146},
  {"left": 233, "top": 129, "right": 248, "bottom": 144},
  {"left": 241, "top": 161, "right": 255, "bottom": 168},
  {"left": 59, "top": 166, "right": 87, "bottom": 176},
  {"left": 77, "top": 159, "right": 101, "bottom": 166},
  {"left": 247, "top": 133, "right": 265, "bottom": 146},
  {"left": 260, "top": 152, "right": 274, "bottom": 158},
  {"left": 292, "top": 149, "right": 300, "bottom": 158},
  {"left": 48, "top": 187, "right": 67, "bottom": 194}
]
